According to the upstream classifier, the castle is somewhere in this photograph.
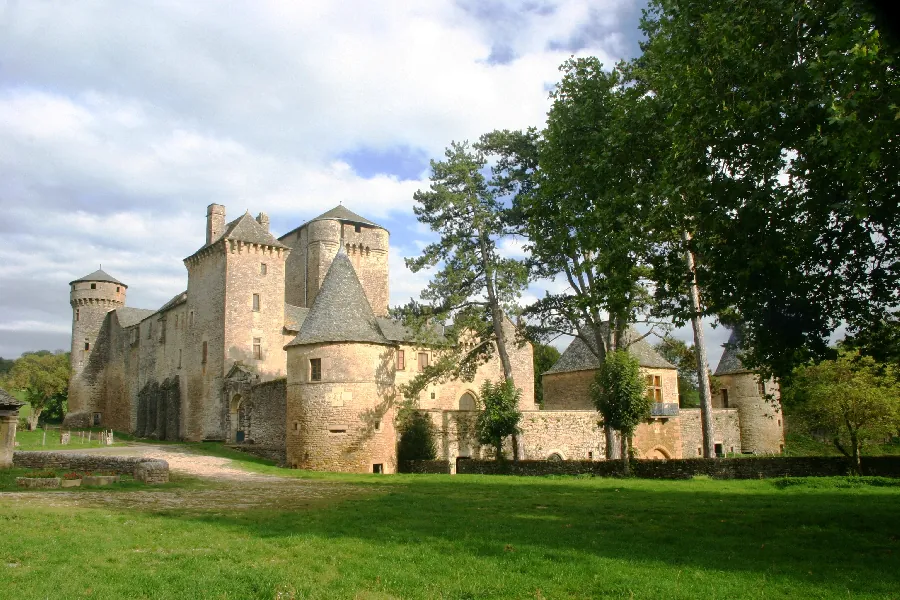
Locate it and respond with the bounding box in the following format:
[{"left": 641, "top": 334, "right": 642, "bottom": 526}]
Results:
[{"left": 65, "top": 204, "right": 783, "bottom": 473}]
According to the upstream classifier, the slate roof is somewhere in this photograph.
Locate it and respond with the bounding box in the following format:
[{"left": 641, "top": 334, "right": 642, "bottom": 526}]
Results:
[
  {"left": 544, "top": 327, "right": 676, "bottom": 375},
  {"left": 284, "top": 304, "right": 310, "bottom": 332},
  {"left": 157, "top": 291, "right": 187, "bottom": 314},
  {"left": 310, "top": 205, "right": 382, "bottom": 228},
  {"left": 0, "top": 387, "right": 25, "bottom": 409},
  {"left": 70, "top": 269, "right": 127, "bottom": 287},
  {"left": 714, "top": 330, "right": 750, "bottom": 375},
  {"left": 115, "top": 307, "right": 158, "bottom": 328},
  {"left": 285, "top": 250, "right": 390, "bottom": 347},
  {"left": 219, "top": 212, "right": 288, "bottom": 248}
]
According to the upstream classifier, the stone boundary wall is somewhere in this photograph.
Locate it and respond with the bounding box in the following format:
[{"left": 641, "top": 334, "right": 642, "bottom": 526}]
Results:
[
  {"left": 398, "top": 460, "right": 452, "bottom": 474},
  {"left": 225, "top": 444, "right": 286, "bottom": 465},
  {"left": 13, "top": 451, "right": 169, "bottom": 484},
  {"left": 456, "top": 456, "right": 900, "bottom": 479}
]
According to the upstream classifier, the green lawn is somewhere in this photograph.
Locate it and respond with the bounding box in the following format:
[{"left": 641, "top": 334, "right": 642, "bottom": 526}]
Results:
[
  {"left": 1, "top": 445, "right": 899, "bottom": 600},
  {"left": 14, "top": 426, "right": 129, "bottom": 451}
]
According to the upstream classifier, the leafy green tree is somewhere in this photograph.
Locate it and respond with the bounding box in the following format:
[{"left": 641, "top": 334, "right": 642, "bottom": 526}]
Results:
[
  {"left": 396, "top": 409, "right": 438, "bottom": 462},
  {"left": 3, "top": 351, "right": 70, "bottom": 429},
  {"left": 399, "top": 141, "right": 529, "bottom": 394},
  {"left": 484, "top": 59, "right": 665, "bottom": 457},
  {"left": 475, "top": 379, "right": 523, "bottom": 461},
  {"left": 842, "top": 317, "right": 900, "bottom": 370},
  {"left": 636, "top": 0, "right": 900, "bottom": 381},
  {"left": 532, "top": 342, "right": 561, "bottom": 407},
  {"left": 654, "top": 337, "right": 700, "bottom": 408},
  {"left": 0, "top": 357, "right": 14, "bottom": 377},
  {"left": 783, "top": 349, "right": 900, "bottom": 473},
  {"left": 591, "top": 350, "right": 651, "bottom": 474}
]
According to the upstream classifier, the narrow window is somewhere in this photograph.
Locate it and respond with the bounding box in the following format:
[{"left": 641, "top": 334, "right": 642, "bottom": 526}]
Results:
[
  {"left": 396, "top": 349, "right": 405, "bottom": 370},
  {"left": 588, "top": 451, "right": 593, "bottom": 460},
  {"left": 93, "top": 412, "right": 101, "bottom": 426},
  {"left": 178, "top": 349, "right": 182, "bottom": 369},
  {"left": 418, "top": 352, "right": 429, "bottom": 371},
  {"left": 202, "top": 341, "right": 208, "bottom": 364},
  {"left": 722, "top": 388, "right": 729, "bottom": 408},
  {"left": 84, "top": 340, "right": 90, "bottom": 351},
  {"left": 310, "top": 358, "right": 322, "bottom": 381},
  {"left": 189, "top": 311, "right": 194, "bottom": 326},
  {"left": 757, "top": 380, "right": 766, "bottom": 397},
  {"left": 260, "top": 263, "right": 267, "bottom": 275},
  {"left": 430, "top": 391, "right": 435, "bottom": 399},
  {"left": 355, "top": 224, "right": 361, "bottom": 233},
  {"left": 90, "top": 283, "right": 96, "bottom": 290},
  {"left": 147, "top": 323, "right": 152, "bottom": 339},
  {"left": 252, "top": 293, "right": 260, "bottom": 312},
  {"left": 253, "top": 337, "right": 262, "bottom": 360},
  {"left": 76, "top": 308, "right": 80, "bottom": 322},
  {"left": 372, "top": 463, "right": 383, "bottom": 474},
  {"left": 116, "top": 286, "right": 120, "bottom": 293},
  {"left": 374, "top": 420, "right": 382, "bottom": 433},
  {"left": 174, "top": 314, "right": 178, "bottom": 329}
]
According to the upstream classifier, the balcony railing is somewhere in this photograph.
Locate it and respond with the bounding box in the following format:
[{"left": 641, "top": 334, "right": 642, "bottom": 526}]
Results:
[{"left": 650, "top": 402, "right": 679, "bottom": 417}]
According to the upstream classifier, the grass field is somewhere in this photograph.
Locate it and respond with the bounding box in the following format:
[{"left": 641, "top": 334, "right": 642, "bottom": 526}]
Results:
[{"left": 1, "top": 446, "right": 899, "bottom": 599}]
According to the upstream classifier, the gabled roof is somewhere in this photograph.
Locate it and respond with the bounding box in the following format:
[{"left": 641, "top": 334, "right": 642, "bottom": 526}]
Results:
[
  {"left": 544, "top": 327, "right": 676, "bottom": 375},
  {"left": 714, "top": 330, "right": 750, "bottom": 376},
  {"left": 219, "top": 212, "right": 288, "bottom": 248},
  {"left": 70, "top": 269, "right": 127, "bottom": 287},
  {"left": 286, "top": 250, "right": 390, "bottom": 347},
  {"left": 115, "top": 307, "right": 158, "bottom": 328},
  {"left": 0, "top": 387, "right": 25, "bottom": 410},
  {"left": 284, "top": 304, "right": 310, "bottom": 333}
]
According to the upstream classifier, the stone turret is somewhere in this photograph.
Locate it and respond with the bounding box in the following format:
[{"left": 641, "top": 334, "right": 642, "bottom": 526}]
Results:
[
  {"left": 714, "top": 330, "right": 785, "bottom": 454},
  {"left": 285, "top": 250, "right": 397, "bottom": 473},
  {"left": 279, "top": 205, "right": 390, "bottom": 316},
  {"left": 66, "top": 268, "right": 127, "bottom": 427}
]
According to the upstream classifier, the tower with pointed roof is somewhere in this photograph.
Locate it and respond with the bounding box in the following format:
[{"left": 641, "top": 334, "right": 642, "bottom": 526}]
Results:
[
  {"left": 713, "top": 330, "right": 785, "bottom": 454},
  {"left": 284, "top": 249, "right": 398, "bottom": 472},
  {"left": 278, "top": 205, "right": 390, "bottom": 316},
  {"left": 68, "top": 268, "right": 127, "bottom": 423}
]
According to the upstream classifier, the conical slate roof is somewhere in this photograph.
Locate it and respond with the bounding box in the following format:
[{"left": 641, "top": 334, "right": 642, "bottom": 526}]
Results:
[
  {"left": 544, "top": 326, "right": 676, "bottom": 375},
  {"left": 714, "top": 330, "right": 749, "bottom": 375},
  {"left": 70, "top": 269, "right": 127, "bottom": 287},
  {"left": 285, "top": 250, "right": 389, "bottom": 347},
  {"left": 219, "top": 212, "right": 288, "bottom": 248},
  {"left": 310, "top": 205, "right": 382, "bottom": 229}
]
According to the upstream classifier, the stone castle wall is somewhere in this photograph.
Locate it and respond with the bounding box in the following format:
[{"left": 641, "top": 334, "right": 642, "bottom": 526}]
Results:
[
  {"left": 542, "top": 366, "right": 678, "bottom": 411},
  {"left": 246, "top": 378, "right": 286, "bottom": 447},
  {"left": 717, "top": 373, "right": 784, "bottom": 454},
  {"left": 679, "top": 408, "right": 742, "bottom": 457}
]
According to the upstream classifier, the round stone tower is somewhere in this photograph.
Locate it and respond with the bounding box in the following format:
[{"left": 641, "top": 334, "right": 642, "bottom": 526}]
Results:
[
  {"left": 279, "top": 205, "right": 390, "bottom": 316},
  {"left": 285, "top": 250, "right": 397, "bottom": 473},
  {"left": 714, "top": 330, "right": 785, "bottom": 454},
  {"left": 67, "top": 269, "right": 126, "bottom": 423}
]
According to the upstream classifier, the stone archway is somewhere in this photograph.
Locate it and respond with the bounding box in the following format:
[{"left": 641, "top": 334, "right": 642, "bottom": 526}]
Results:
[
  {"left": 458, "top": 392, "right": 476, "bottom": 411},
  {"left": 647, "top": 446, "right": 671, "bottom": 460},
  {"left": 229, "top": 394, "right": 242, "bottom": 443},
  {"left": 457, "top": 391, "right": 478, "bottom": 458}
]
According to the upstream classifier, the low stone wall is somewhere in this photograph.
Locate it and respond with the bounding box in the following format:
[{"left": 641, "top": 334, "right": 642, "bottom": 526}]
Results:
[
  {"left": 13, "top": 451, "right": 170, "bottom": 484},
  {"left": 225, "top": 444, "right": 286, "bottom": 465},
  {"left": 398, "top": 460, "right": 452, "bottom": 474},
  {"left": 456, "top": 456, "right": 900, "bottom": 479}
]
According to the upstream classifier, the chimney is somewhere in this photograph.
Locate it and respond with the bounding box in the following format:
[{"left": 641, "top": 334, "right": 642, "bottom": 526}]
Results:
[
  {"left": 256, "top": 212, "right": 269, "bottom": 232},
  {"left": 207, "top": 204, "right": 226, "bottom": 245}
]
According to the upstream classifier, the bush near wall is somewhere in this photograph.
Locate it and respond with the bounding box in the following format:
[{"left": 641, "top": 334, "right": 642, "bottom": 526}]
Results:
[
  {"left": 456, "top": 456, "right": 900, "bottom": 479},
  {"left": 398, "top": 460, "right": 452, "bottom": 474}
]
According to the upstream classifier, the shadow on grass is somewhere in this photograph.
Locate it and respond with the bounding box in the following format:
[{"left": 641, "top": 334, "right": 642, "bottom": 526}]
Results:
[{"left": 135, "top": 473, "right": 900, "bottom": 597}]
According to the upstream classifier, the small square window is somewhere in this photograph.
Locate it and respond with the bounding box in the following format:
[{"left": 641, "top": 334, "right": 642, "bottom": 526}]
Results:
[
  {"left": 374, "top": 420, "right": 382, "bottom": 433},
  {"left": 373, "top": 463, "right": 383, "bottom": 474},
  {"left": 260, "top": 263, "right": 267, "bottom": 275},
  {"left": 588, "top": 451, "right": 593, "bottom": 460},
  {"left": 90, "top": 283, "right": 96, "bottom": 290},
  {"left": 253, "top": 337, "right": 262, "bottom": 360},
  {"left": 252, "top": 294, "right": 260, "bottom": 312},
  {"left": 310, "top": 358, "right": 322, "bottom": 381},
  {"left": 355, "top": 224, "right": 361, "bottom": 233},
  {"left": 430, "top": 391, "right": 435, "bottom": 400},
  {"left": 92, "top": 412, "right": 101, "bottom": 426}
]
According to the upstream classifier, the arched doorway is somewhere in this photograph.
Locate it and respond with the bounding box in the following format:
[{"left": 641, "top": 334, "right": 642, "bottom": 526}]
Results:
[
  {"left": 647, "top": 446, "right": 671, "bottom": 460},
  {"left": 229, "top": 394, "right": 243, "bottom": 443},
  {"left": 458, "top": 392, "right": 476, "bottom": 411},
  {"left": 457, "top": 392, "right": 477, "bottom": 459},
  {"left": 547, "top": 452, "right": 564, "bottom": 462}
]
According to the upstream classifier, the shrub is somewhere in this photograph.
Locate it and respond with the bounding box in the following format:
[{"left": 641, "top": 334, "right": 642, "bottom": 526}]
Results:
[
  {"left": 397, "top": 411, "right": 437, "bottom": 462},
  {"left": 22, "top": 470, "right": 57, "bottom": 479}
]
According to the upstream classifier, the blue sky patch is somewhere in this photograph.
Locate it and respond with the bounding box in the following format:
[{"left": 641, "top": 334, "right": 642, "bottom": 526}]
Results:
[{"left": 339, "top": 145, "right": 430, "bottom": 181}]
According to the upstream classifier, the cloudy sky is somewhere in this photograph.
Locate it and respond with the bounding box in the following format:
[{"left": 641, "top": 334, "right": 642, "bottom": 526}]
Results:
[{"left": 0, "top": 0, "right": 733, "bottom": 366}]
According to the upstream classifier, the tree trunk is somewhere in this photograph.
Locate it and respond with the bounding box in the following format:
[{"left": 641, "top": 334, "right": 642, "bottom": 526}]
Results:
[
  {"left": 850, "top": 430, "right": 861, "bottom": 475},
  {"left": 683, "top": 231, "right": 715, "bottom": 459},
  {"left": 621, "top": 433, "right": 631, "bottom": 476},
  {"left": 26, "top": 411, "right": 41, "bottom": 431},
  {"left": 605, "top": 425, "right": 621, "bottom": 460},
  {"left": 477, "top": 230, "right": 521, "bottom": 460}
]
